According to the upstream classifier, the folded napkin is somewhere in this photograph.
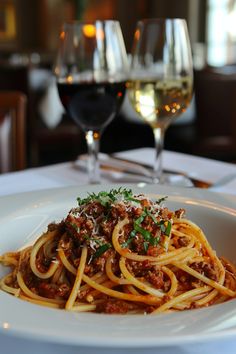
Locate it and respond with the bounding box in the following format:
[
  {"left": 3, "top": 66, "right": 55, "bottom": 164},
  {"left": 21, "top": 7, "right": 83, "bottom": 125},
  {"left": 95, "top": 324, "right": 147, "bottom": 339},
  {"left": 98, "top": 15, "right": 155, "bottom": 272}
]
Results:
[{"left": 38, "top": 78, "right": 64, "bottom": 129}]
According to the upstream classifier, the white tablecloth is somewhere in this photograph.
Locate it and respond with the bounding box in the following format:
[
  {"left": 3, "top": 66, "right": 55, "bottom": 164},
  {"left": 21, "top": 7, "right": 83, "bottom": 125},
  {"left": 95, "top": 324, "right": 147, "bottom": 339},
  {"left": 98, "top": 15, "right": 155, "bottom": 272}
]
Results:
[
  {"left": 1, "top": 148, "right": 236, "bottom": 354},
  {"left": 1, "top": 148, "right": 236, "bottom": 197}
]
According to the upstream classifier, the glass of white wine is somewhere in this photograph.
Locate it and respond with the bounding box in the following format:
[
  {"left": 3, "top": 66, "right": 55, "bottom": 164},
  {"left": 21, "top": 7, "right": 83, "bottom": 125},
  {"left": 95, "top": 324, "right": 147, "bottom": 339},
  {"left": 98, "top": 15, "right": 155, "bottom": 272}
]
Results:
[{"left": 127, "top": 18, "right": 193, "bottom": 184}]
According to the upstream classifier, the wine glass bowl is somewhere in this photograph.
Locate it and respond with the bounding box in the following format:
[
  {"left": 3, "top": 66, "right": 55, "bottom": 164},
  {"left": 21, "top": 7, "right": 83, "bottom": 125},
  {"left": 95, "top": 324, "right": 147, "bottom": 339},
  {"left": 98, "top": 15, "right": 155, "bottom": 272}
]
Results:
[
  {"left": 55, "top": 21, "right": 128, "bottom": 183},
  {"left": 127, "top": 18, "right": 193, "bottom": 183}
]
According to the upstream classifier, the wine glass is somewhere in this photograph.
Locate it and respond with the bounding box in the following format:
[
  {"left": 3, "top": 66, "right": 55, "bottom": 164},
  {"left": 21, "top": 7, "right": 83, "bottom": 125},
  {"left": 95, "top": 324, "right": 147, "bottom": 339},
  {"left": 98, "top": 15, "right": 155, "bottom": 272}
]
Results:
[
  {"left": 54, "top": 21, "right": 128, "bottom": 183},
  {"left": 127, "top": 18, "right": 193, "bottom": 184}
]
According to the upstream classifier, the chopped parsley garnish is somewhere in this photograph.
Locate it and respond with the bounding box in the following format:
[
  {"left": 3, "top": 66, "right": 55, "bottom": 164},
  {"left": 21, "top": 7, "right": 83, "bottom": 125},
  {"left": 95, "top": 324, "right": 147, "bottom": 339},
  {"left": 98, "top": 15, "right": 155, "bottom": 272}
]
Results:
[
  {"left": 143, "top": 241, "right": 149, "bottom": 253},
  {"left": 92, "top": 243, "right": 112, "bottom": 260},
  {"left": 76, "top": 188, "right": 171, "bottom": 254},
  {"left": 134, "top": 222, "right": 152, "bottom": 239},
  {"left": 121, "top": 208, "right": 172, "bottom": 251},
  {"left": 84, "top": 234, "right": 112, "bottom": 261},
  {"left": 77, "top": 188, "right": 141, "bottom": 207},
  {"left": 156, "top": 196, "right": 168, "bottom": 204},
  {"left": 121, "top": 229, "right": 137, "bottom": 248},
  {"left": 160, "top": 220, "right": 172, "bottom": 237},
  {"left": 70, "top": 222, "right": 80, "bottom": 232}
]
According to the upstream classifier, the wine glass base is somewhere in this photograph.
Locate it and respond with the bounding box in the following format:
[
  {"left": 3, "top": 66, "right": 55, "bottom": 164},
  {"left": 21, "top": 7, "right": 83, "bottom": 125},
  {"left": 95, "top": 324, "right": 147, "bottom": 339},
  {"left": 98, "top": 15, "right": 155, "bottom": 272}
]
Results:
[{"left": 157, "top": 172, "right": 193, "bottom": 187}]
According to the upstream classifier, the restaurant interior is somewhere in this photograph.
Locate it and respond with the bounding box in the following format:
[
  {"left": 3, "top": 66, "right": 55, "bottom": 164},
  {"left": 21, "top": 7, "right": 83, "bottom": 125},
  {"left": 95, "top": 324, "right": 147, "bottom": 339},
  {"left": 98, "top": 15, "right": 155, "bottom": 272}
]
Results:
[
  {"left": 2, "top": 3, "right": 236, "bottom": 353},
  {"left": 1, "top": 0, "right": 236, "bottom": 173}
]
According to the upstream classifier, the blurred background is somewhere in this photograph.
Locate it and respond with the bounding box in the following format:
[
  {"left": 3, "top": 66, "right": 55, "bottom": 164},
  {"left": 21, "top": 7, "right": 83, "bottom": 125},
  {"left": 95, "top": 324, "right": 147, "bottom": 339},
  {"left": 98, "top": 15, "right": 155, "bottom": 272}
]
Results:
[{"left": 1, "top": 0, "right": 236, "bottom": 171}]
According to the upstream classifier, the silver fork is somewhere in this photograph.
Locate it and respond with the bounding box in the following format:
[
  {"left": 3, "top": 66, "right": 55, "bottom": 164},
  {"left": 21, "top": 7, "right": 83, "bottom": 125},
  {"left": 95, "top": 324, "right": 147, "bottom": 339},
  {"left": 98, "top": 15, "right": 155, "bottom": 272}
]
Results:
[
  {"left": 108, "top": 155, "right": 236, "bottom": 189},
  {"left": 77, "top": 153, "right": 236, "bottom": 189},
  {"left": 107, "top": 154, "right": 212, "bottom": 189}
]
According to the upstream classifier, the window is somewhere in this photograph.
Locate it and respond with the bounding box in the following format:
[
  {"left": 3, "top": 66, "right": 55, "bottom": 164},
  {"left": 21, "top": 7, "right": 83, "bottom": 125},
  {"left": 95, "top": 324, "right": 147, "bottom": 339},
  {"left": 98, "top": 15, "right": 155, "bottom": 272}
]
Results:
[{"left": 207, "top": 0, "right": 236, "bottom": 66}]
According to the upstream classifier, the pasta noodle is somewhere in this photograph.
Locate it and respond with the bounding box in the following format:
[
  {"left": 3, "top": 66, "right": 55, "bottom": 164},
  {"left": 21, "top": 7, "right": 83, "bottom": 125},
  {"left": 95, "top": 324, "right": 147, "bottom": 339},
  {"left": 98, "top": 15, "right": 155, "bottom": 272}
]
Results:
[{"left": 0, "top": 188, "right": 236, "bottom": 314}]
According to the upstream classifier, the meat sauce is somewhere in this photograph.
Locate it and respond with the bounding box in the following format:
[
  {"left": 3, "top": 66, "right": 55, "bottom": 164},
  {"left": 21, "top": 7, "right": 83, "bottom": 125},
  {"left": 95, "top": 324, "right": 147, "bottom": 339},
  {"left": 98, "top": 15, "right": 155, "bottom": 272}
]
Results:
[{"left": 21, "top": 189, "right": 215, "bottom": 313}]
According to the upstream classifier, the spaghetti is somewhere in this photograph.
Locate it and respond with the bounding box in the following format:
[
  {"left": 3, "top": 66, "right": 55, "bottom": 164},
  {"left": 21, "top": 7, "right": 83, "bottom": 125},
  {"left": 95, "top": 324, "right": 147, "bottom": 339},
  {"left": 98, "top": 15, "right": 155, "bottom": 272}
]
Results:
[{"left": 0, "top": 188, "right": 236, "bottom": 314}]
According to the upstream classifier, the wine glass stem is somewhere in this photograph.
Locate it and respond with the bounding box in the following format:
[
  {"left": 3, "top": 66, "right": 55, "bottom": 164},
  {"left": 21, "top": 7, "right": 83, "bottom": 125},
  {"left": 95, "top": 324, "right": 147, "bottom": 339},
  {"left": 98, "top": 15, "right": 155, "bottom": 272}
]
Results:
[
  {"left": 153, "top": 127, "right": 165, "bottom": 183},
  {"left": 85, "top": 130, "right": 100, "bottom": 184}
]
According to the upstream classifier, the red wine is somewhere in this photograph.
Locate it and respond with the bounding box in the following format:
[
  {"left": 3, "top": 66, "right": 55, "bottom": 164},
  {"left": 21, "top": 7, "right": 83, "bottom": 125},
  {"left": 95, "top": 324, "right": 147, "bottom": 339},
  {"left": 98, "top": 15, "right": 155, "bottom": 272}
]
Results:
[{"left": 57, "top": 81, "right": 126, "bottom": 131}]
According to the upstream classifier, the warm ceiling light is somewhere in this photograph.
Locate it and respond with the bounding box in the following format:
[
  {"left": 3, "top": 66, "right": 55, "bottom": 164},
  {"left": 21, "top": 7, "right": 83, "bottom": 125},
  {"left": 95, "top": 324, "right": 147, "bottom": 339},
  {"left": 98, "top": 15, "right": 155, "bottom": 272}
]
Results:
[
  {"left": 66, "top": 75, "right": 73, "bottom": 83},
  {"left": 83, "top": 24, "right": 96, "bottom": 38},
  {"left": 60, "top": 31, "right": 65, "bottom": 40},
  {"left": 134, "top": 29, "right": 140, "bottom": 41}
]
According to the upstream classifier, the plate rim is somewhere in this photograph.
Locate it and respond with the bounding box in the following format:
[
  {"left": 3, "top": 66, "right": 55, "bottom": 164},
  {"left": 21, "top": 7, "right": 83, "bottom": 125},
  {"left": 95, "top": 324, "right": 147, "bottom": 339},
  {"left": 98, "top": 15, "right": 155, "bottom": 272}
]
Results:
[{"left": 1, "top": 183, "right": 236, "bottom": 348}]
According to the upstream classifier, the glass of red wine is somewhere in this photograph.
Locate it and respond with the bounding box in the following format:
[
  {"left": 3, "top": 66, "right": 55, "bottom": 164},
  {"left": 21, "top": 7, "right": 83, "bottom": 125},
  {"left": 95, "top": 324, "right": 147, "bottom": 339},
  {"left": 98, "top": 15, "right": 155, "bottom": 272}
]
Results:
[{"left": 54, "top": 21, "right": 128, "bottom": 183}]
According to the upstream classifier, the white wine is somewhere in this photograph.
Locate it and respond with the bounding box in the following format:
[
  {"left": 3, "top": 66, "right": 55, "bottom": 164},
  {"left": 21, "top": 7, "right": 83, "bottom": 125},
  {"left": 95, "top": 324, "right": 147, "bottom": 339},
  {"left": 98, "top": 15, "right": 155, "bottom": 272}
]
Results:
[{"left": 127, "top": 78, "right": 193, "bottom": 129}]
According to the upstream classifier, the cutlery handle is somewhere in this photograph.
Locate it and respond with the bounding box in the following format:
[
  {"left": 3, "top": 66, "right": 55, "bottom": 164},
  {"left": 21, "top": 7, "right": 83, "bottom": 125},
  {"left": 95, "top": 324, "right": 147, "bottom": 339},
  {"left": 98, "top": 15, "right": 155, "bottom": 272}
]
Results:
[{"left": 110, "top": 154, "right": 212, "bottom": 188}]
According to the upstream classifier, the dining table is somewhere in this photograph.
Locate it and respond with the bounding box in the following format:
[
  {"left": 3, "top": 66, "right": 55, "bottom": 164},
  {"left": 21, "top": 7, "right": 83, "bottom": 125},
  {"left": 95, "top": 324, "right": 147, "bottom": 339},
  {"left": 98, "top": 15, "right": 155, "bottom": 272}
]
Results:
[{"left": 1, "top": 147, "right": 236, "bottom": 354}]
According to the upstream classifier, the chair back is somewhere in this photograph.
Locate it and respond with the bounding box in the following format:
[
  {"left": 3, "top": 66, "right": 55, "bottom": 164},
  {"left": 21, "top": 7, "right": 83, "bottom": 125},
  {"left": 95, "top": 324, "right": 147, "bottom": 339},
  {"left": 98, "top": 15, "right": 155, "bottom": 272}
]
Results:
[{"left": 0, "top": 91, "right": 27, "bottom": 173}]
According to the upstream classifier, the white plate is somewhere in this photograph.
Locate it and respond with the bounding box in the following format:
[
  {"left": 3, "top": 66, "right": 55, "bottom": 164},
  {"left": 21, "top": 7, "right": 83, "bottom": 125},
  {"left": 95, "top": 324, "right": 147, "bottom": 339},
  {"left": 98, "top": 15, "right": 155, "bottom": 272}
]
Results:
[{"left": 1, "top": 183, "right": 236, "bottom": 348}]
